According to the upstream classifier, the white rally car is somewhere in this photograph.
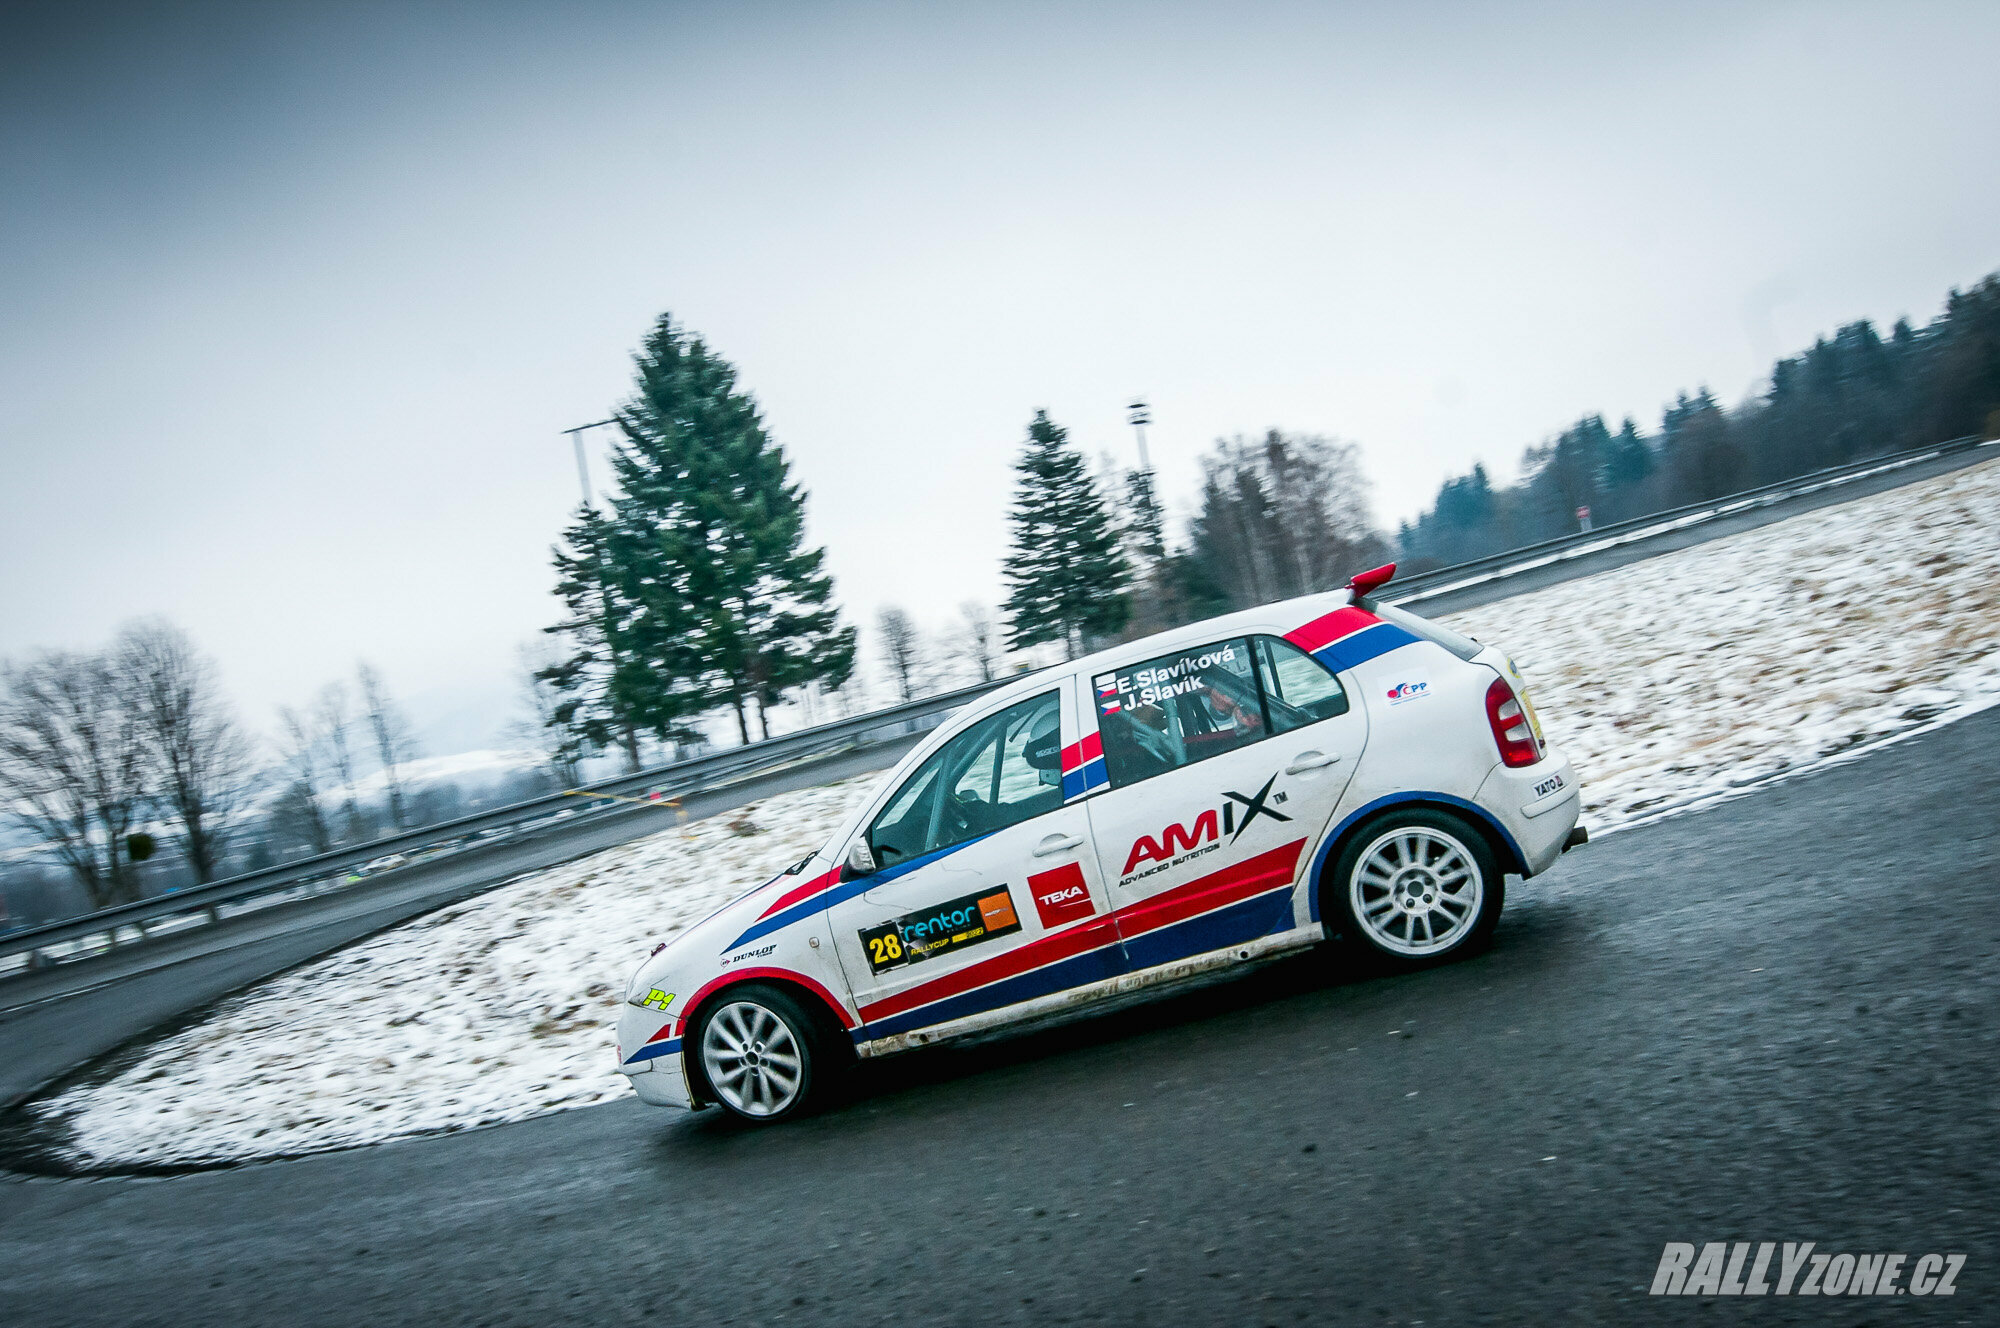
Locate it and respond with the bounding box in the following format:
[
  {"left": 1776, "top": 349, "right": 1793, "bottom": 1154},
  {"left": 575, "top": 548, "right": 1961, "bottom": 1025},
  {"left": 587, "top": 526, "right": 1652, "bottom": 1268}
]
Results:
[{"left": 616, "top": 565, "right": 1584, "bottom": 1122}]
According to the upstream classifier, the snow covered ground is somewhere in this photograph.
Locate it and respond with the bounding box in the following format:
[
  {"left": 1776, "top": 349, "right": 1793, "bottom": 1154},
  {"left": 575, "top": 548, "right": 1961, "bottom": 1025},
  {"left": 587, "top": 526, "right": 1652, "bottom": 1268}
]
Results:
[{"left": 27, "top": 455, "right": 2000, "bottom": 1169}]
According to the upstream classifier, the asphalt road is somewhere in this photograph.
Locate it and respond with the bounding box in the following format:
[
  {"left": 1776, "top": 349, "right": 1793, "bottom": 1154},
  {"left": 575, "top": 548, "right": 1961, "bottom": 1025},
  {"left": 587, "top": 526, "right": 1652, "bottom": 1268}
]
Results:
[{"left": 3, "top": 687, "right": 1993, "bottom": 1324}]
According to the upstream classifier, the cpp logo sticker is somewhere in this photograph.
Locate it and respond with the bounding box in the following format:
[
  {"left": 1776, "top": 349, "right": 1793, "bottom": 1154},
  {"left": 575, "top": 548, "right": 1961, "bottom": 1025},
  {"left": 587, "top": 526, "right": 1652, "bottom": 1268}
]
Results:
[{"left": 1385, "top": 679, "right": 1431, "bottom": 705}]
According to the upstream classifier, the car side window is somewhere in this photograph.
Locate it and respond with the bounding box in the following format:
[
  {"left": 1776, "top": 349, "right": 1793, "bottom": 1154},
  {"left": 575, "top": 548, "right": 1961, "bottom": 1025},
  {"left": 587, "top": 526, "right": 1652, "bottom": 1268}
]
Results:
[
  {"left": 1093, "top": 638, "right": 1269, "bottom": 790},
  {"left": 867, "top": 691, "right": 1062, "bottom": 867},
  {"left": 1253, "top": 635, "right": 1350, "bottom": 734}
]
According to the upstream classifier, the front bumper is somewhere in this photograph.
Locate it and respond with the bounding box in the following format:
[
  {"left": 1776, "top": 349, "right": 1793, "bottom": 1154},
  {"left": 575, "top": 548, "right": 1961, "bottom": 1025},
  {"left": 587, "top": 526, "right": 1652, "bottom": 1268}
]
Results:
[{"left": 616, "top": 1007, "right": 696, "bottom": 1109}]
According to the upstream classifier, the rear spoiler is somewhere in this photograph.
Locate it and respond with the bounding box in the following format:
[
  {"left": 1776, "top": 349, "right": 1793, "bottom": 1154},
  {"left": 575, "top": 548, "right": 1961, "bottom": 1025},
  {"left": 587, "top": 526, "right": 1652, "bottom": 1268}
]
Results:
[{"left": 1346, "top": 562, "right": 1396, "bottom": 601}]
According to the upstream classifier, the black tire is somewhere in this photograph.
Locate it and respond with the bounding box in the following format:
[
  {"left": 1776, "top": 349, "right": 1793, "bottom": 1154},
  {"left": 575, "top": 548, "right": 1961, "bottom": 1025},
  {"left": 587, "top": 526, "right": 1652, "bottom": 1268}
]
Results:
[
  {"left": 1322, "top": 807, "right": 1504, "bottom": 967},
  {"left": 689, "top": 982, "right": 831, "bottom": 1124}
]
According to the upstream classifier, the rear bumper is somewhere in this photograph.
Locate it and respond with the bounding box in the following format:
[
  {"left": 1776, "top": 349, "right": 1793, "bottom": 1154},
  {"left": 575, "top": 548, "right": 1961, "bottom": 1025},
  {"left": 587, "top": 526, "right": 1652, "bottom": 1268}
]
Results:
[{"left": 1475, "top": 752, "right": 1581, "bottom": 878}]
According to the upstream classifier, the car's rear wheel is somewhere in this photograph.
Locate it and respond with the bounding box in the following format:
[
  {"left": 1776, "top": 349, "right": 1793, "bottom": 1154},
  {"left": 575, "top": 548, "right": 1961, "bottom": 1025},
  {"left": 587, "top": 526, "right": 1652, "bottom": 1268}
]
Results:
[
  {"left": 1326, "top": 808, "right": 1503, "bottom": 964},
  {"left": 693, "top": 984, "right": 825, "bottom": 1123}
]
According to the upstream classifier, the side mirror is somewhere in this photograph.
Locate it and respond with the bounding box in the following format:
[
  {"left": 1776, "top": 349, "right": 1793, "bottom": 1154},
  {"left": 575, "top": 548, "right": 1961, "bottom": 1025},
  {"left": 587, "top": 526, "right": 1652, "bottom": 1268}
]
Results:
[{"left": 844, "top": 839, "right": 877, "bottom": 879}]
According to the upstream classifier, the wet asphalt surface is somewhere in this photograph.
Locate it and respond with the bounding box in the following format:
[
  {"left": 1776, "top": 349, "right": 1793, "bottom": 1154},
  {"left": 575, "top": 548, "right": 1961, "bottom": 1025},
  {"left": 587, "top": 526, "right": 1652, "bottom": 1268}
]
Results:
[{"left": 1, "top": 703, "right": 1995, "bottom": 1324}]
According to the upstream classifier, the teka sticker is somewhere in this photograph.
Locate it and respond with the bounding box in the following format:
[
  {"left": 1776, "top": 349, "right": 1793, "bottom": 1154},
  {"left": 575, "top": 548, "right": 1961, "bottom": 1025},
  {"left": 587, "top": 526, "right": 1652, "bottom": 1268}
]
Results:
[
  {"left": 1385, "top": 678, "right": 1432, "bottom": 705},
  {"left": 860, "top": 886, "right": 1024, "bottom": 974},
  {"left": 1028, "top": 862, "right": 1095, "bottom": 928}
]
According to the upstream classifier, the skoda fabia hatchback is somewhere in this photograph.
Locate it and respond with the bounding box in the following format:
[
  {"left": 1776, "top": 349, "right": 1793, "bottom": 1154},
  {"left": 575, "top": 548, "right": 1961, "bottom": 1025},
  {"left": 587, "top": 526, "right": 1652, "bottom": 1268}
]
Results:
[{"left": 616, "top": 565, "right": 1584, "bottom": 1122}]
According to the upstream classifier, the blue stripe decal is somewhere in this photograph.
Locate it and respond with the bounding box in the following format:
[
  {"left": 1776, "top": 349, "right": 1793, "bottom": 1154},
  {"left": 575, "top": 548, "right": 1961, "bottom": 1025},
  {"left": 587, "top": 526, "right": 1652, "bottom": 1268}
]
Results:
[
  {"left": 853, "top": 888, "right": 1299, "bottom": 1043},
  {"left": 854, "top": 940, "right": 1128, "bottom": 1042},
  {"left": 1311, "top": 621, "right": 1421, "bottom": 673},
  {"left": 626, "top": 1037, "right": 682, "bottom": 1064},
  {"left": 1304, "top": 791, "right": 1527, "bottom": 924},
  {"left": 1116, "top": 888, "right": 1296, "bottom": 972},
  {"left": 1061, "top": 756, "right": 1110, "bottom": 801},
  {"left": 720, "top": 833, "right": 995, "bottom": 953}
]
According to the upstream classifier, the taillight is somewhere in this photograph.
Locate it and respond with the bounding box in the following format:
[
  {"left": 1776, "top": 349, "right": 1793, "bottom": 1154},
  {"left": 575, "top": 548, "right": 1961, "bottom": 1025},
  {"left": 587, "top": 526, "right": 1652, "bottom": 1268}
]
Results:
[{"left": 1485, "top": 677, "right": 1542, "bottom": 768}]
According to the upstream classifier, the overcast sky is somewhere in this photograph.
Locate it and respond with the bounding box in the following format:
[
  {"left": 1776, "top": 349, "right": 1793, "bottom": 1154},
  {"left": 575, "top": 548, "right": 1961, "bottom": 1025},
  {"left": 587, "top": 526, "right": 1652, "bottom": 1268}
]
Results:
[{"left": 4, "top": 0, "right": 1997, "bottom": 756}]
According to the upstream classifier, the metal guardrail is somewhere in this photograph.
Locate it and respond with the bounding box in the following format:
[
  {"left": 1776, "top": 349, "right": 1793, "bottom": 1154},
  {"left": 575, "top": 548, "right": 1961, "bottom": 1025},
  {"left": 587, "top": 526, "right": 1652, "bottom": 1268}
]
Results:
[
  {"left": 0, "top": 678, "right": 1008, "bottom": 967},
  {"left": 3, "top": 431, "right": 1988, "bottom": 973},
  {"left": 1382, "top": 434, "right": 1987, "bottom": 605}
]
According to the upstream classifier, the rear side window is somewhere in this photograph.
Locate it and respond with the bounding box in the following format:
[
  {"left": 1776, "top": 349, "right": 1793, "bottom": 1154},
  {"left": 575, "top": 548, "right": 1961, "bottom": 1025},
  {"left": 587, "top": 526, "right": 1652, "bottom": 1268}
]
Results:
[
  {"left": 1362, "top": 598, "right": 1484, "bottom": 662},
  {"left": 1091, "top": 635, "right": 1350, "bottom": 791},
  {"left": 1094, "top": 638, "right": 1264, "bottom": 789}
]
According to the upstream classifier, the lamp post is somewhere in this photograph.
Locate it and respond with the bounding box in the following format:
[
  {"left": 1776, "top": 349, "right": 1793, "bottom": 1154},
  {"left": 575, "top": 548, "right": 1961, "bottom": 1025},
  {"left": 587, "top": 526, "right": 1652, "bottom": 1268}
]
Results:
[
  {"left": 561, "top": 418, "right": 639, "bottom": 770},
  {"left": 1124, "top": 398, "right": 1166, "bottom": 571},
  {"left": 1127, "top": 398, "right": 1153, "bottom": 475},
  {"left": 561, "top": 418, "right": 617, "bottom": 509}
]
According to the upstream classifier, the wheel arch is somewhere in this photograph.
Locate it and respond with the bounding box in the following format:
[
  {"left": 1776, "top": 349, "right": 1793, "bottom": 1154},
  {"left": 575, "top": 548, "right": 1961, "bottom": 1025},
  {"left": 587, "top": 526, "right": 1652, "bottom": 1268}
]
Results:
[
  {"left": 1305, "top": 791, "right": 1526, "bottom": 926},
  {"left": 678, "top": 967, "right": 857, "bottom": 1106}
]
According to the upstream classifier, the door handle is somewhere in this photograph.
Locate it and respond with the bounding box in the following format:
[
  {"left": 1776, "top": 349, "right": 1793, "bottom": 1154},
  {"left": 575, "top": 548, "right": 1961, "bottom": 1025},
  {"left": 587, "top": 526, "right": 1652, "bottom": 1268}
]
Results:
[
  {"left": 1032, "top": 833, "right": 1085, "bottom": 858},
  {"left": 1285, "top": 750, "right": 1340, "bottom": 775}
]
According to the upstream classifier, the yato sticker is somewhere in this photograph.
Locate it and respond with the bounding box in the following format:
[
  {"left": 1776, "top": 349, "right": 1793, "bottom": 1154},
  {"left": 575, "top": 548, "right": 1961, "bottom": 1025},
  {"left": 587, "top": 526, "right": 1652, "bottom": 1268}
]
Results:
[
  {"left": 860, "top": 886, "right": 1023, "bottom": 974},
  {"left": 1028, "top": 862, "right": 1095, "bottom": 928}
]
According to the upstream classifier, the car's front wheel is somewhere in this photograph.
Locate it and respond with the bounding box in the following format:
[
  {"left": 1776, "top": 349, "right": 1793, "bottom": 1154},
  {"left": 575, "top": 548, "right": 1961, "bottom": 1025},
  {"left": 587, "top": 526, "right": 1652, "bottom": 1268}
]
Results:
[
  {"left": 1326, "top": 808, "right": 1503, "bottom": 965},
  {"left": 692, "top": 983, "right": 827, "bottom": 1123}
]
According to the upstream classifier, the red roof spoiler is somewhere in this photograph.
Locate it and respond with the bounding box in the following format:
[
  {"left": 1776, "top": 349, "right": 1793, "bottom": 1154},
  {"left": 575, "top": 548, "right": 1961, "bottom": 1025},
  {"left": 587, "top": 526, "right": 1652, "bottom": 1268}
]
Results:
[{"left": 1346, "top": 562, "right": 1396, "bottom": 599}]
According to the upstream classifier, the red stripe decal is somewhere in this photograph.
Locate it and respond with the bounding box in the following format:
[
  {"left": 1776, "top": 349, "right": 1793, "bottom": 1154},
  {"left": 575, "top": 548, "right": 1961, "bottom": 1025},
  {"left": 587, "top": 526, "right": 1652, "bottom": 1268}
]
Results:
[
  {"left": 857, "top": 837, "right": 1309, "bottom": 1024},
  {"left": 685, "top": 966, "right": 857, "bottom": 1030},
  {"left": 757, "top": 867, "right": 842, "bottom": 920},
  {"left": 1284, "top": 606, "right": 1378, "bottom": 655},
  {"left": 1059, "top": 730, "right": 1105, "bottom": 774},
  {"left": 859, "top": 914, "right": 1123, "bottom": 1022},
  {"left": 1113, "top": 839, "right": 1306, "bottom": 942},
  {"left": 646, "top": 1020, "right": 676, "bottom": 1045}
]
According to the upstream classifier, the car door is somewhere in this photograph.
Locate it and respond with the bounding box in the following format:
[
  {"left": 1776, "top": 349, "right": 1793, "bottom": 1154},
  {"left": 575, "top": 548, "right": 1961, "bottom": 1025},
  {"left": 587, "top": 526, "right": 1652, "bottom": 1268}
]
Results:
[
  {"left": 1081, "top": 633, "right": 1366, "bottom": 971},
  {"left": 829, "top": 685, "right": 1120, "bottom": 1043}
]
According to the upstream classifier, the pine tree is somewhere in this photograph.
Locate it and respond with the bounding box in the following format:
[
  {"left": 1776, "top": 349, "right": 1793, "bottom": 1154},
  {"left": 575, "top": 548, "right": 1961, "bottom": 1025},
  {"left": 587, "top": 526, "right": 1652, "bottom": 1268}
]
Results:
[
  {"left": 599, "top": 314, "right": 856, "bottom": 745},
  {"left": 541, "top": 503, "right": 645, "bottom": 768},
  {"left": 1603, "top": 417, "right": 1653, "bottom": 492},
  {"left": 1002, "top": 410, "right": 1131, "bottom": 656}
]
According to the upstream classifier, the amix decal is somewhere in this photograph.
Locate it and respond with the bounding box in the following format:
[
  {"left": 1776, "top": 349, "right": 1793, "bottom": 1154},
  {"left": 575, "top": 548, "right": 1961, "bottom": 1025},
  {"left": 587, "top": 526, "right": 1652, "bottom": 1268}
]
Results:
[{"left": 1122, "top": 774, "right": 1292, "bottom": 877}]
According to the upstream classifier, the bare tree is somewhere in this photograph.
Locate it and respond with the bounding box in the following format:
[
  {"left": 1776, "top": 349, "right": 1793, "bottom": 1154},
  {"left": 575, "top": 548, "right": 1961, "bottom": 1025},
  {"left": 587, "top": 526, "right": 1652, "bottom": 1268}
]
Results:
[
  {"left": 356, "top": 661, "right": 419, "bottom": 830},
  {"left": 115, "top": 620, "right": 253, "bottom": 884},
  {"left": 509, "top": 642, "right": 587, "bottom": 791},
  {"left": 274, "top": 705, "right": 333, "bottom": 855},
  {"left": 957, "top": 602, "right": 1000, "bottom": 683},
  {"left": 877, "top": 606, "right": 926, "bottom": 702},
  {"left": 0, "top": 651, "right": 149, "bottom": 909},
  {"left": 1189, "top": 431, "right": 1385, "bottom": 610},
  {"left": 313, "top": 682, "right": 368, "bottom": 843}
]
